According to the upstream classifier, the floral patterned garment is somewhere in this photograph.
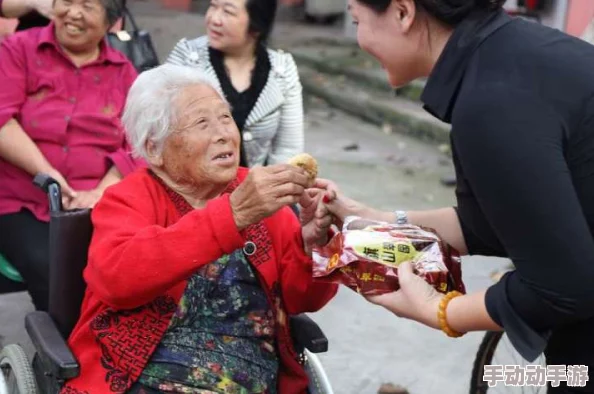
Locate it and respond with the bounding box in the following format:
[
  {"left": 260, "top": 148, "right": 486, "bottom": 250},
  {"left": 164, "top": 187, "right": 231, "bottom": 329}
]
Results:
[{"left": 134, "top": 249, "right": 279, "bottom": 393}]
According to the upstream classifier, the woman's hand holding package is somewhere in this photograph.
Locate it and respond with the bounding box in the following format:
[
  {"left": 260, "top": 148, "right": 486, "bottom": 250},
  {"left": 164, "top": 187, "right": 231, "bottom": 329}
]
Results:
[
  {"left": 313, "top": 178, "right": 451, "bottom": 328},
  {"left": 230, "top": 164, "right": 310, "bottom": 230},
  {"left": 366, "top": 261, "right": 442, "bottom": 329}
]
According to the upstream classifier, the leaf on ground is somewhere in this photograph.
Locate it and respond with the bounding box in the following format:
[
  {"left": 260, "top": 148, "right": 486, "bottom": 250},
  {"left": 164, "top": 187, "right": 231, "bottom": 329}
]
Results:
[{"left": 378, "top": 383, "right": 410, "bottom": 394}]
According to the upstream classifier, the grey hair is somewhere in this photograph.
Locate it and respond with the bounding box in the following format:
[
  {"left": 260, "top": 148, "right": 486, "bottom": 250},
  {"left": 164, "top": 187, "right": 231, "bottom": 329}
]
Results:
[{"left": 122, "top": 64, "right": 226, "bottom": 161}]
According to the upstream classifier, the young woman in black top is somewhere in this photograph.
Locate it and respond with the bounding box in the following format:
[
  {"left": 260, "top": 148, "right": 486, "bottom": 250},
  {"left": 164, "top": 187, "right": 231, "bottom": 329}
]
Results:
[{"left": 321, "top": 0, "right": 594, "bottom": 391}]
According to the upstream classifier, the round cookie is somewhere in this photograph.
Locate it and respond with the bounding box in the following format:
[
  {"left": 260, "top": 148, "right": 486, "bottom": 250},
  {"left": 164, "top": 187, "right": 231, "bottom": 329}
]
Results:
[{"left": 288, "top": 153, "right": 318, "bottom": 187}]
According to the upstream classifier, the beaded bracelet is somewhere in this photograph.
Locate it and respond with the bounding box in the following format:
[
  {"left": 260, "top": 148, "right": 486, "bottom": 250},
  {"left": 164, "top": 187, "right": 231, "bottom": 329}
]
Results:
[{"left": 437, "top": 291, "right": 465, "bottom": 338}]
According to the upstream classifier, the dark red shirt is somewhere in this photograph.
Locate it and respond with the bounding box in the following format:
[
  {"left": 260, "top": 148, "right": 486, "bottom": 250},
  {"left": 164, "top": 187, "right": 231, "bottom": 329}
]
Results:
[{"left": 0, "top": 23, "right": 141, "bottom": 221}]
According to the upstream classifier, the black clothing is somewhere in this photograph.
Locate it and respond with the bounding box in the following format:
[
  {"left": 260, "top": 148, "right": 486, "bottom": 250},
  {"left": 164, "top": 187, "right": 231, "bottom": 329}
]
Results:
[
  {"left": 15, "top": 11, "right": 49, "bottom": 31},
  {"left": 209, "top": 45, "right": 271, "bottom": 167},
  {"left": 0, "top": 210, "right": 50, "bottom": 311},
  {"left": 422, "top": 9, "right": 594, "bottom": 392}
]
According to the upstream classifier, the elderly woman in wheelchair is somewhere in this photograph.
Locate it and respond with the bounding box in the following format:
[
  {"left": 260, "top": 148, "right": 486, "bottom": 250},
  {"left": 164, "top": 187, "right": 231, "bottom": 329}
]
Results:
[{"left": 0, "top": 63, "right": 338, "bottom": 394}]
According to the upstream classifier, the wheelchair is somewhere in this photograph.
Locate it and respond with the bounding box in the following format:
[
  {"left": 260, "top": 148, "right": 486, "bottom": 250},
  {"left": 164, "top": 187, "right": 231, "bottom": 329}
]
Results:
[{"left": 0, "top": 174, "right": 334, "bottom": 394}]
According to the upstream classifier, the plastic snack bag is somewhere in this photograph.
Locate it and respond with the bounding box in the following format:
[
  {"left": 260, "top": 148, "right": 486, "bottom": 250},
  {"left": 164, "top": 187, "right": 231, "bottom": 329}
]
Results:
[{"left": 312, "top": 216, "right": 466, "bottom": 296}]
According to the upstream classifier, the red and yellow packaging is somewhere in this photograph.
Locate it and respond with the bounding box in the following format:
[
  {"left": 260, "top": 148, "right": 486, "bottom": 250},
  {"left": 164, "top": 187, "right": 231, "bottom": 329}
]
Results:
[{"left": 312, "top": 217, "right": 466, "bottom": 296}]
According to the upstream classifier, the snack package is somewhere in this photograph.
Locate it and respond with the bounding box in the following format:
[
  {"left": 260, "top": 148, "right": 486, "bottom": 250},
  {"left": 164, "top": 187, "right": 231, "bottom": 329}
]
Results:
[{"left": 312, "top": 216, "right": 466, "bottom": 296}]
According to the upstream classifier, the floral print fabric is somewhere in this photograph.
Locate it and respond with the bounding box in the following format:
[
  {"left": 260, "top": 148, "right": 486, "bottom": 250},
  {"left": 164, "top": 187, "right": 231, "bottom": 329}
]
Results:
[{"left": 135, "top": 249, "right": 278, "bottom": 393}]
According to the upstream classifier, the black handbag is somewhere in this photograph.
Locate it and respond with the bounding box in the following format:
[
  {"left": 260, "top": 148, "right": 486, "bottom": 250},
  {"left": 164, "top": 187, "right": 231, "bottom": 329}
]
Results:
[{"left": 106, "top": 6, "right": 159, "bottom": 73}]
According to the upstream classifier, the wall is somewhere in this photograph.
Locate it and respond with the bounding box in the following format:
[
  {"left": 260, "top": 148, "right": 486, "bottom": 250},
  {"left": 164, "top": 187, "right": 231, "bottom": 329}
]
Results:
[
  {"left": 343, "top": 0, "right": 356, "bottom": 40},
  {"left": 565, "top": 0, "right": 594, "bottom": 37},
  {"left": 159, "top": 0, "right": 191, "bottom": 11},
  {"left": 504, "top": 0, "right": 594, "bottom": 37},
  {"left": 540, "top": 0, "right": 569, "bottom": 31},
  {"left": 582, "top": 19, "right": 594, "bottom": 43}
]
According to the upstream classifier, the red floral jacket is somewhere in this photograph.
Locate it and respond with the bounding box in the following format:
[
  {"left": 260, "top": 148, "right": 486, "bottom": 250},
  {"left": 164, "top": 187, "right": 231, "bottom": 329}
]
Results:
[{"left": 61, "top": 167, "right": 338, "bottom": 394}]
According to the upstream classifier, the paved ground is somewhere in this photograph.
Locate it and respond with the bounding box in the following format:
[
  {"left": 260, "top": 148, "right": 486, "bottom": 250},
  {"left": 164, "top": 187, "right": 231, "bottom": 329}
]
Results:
[{"left": 0, "top": 102, "right": 511, "bottom": 394}]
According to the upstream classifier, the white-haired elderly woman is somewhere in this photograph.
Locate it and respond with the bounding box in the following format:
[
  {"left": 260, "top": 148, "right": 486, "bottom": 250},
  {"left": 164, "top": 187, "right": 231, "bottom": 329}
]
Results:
[{"left": 63, "top": 63, "right": 338, "bottom": 394}]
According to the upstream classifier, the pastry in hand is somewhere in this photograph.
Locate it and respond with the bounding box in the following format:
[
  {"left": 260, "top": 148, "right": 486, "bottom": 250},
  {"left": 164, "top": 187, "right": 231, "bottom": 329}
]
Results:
[{"left": 288, "top": 153, "right": 318, "bottom": 187}]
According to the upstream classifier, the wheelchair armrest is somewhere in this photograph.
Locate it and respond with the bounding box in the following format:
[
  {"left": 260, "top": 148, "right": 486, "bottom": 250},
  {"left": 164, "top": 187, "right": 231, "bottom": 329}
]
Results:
[
  {"left": 25, "top": 311, "right": 80, "bottom": 380},
  {"left": 289, "top": 314, "right": 328, "bottom": 354}
]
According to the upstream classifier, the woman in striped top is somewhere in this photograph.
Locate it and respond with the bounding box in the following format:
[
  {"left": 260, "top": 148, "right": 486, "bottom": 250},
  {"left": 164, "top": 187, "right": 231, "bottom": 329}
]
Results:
[{"left": 166, "top": 0, "right": 304, "bottom": 168}]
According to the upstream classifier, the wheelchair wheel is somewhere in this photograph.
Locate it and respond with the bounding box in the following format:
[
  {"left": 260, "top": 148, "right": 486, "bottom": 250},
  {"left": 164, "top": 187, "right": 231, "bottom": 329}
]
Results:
[
  {"left": 0, "top": 345, "right": 38, "bottom": 394},
  {"left": 469, "top": 331, "right": 546, "bottom": 394},
  {"left": 303, "top": 349, "right": 334, "bottom": 394}
]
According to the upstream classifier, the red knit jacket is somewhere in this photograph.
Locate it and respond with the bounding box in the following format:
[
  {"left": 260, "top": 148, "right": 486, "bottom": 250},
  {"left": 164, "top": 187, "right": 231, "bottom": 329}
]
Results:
[{"left": 61, "top": 168, "right": 338, "bottom": 394}]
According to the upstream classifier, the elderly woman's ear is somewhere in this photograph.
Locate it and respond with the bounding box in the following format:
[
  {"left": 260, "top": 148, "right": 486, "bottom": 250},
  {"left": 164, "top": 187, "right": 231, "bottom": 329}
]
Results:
[{"left": 145, "top": 140, "right": 164, "bottom": 167}]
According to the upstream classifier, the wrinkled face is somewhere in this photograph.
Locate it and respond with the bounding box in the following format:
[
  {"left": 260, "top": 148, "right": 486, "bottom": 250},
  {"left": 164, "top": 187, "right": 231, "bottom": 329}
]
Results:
[
  {"left": 53, "top": 0, "right": 110, "bottom": 54},
  {"left": 206, "top": 0, "right": 255, "bottom": 52},
  {"left": 348, "top": 0, "right": 421, "bottom": 87},
  {"left": 160, "top": 84, "right": 240, "bottom": 189}
]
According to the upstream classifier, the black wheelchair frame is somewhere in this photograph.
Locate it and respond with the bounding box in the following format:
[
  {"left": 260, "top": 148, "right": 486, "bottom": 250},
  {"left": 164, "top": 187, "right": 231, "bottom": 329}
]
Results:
[{"left": 2, "top": 174, "right": 330, "bottom": 393}]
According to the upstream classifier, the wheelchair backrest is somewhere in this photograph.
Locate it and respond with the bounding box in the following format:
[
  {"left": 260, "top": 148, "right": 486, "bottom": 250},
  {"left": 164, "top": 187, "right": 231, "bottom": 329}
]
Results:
[{"left": 48, "top": 208, "right": 93, "bottom": 339}]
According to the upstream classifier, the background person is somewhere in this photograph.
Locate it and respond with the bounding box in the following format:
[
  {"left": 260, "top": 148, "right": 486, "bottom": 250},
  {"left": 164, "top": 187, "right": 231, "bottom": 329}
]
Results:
[
  {"left": 166, "top": 0, "right": 304, "bottom": 168},
  {"left": 0, "top": 0, "right": 140, "bottom": 311}
]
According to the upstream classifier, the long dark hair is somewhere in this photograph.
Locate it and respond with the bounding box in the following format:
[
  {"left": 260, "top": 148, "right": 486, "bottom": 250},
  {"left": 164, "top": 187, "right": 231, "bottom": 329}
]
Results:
[
  {"left": 356, "top": 0, "right": 506, "bottom": 25},
  {"left": 245, "top": 0, "right": 278, "bottom": 45}
]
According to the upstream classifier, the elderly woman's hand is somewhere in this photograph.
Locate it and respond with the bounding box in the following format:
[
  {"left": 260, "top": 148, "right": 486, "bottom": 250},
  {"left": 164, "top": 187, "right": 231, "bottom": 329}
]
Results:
[
  {"left": 299, "top": 189, "right": 335, "bottom": 254},
  {"left": 311, "top": 178, "right": 367, "bottom": 228},
  {"left": 230, "top": 164, "right": 311, "bottom": 230},
  {"left": 298, "top": 184, "right": 335, "bottom": 226}
]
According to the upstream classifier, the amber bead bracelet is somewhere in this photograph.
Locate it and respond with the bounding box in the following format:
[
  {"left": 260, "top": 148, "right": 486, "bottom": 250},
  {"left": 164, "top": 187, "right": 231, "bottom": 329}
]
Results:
[{"left": 437, "top": 290, "right": 465, "bottom": 338}]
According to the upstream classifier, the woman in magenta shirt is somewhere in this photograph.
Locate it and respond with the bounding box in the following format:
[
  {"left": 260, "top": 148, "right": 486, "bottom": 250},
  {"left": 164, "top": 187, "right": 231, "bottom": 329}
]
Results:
[{"left": 0, "top": 0, "right": 140, "bottom": 311}]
